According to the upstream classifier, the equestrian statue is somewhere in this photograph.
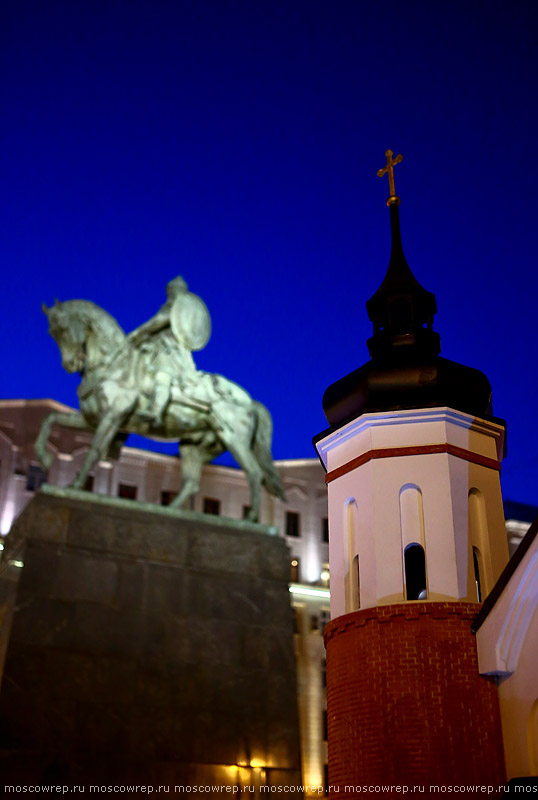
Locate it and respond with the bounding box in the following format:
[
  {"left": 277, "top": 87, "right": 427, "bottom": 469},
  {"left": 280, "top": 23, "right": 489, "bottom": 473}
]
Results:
[{"left": 36, "top": 277, "right": 285, "bottom": 521}]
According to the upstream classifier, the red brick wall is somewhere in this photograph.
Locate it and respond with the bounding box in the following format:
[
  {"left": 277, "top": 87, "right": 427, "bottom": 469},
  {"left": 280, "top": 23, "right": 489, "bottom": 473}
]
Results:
[{"left": 324, "top": 603, "right": 505, "bottom": 789}]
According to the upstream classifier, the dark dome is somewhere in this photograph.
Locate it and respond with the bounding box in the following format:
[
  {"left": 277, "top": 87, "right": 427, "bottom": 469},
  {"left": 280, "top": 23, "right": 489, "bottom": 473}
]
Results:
[
  {"left": 322, "top": 354, "right": 493, "bottom": 428},
  {"left": 319, "top": 198, "right": 496, "bottom": 431}
]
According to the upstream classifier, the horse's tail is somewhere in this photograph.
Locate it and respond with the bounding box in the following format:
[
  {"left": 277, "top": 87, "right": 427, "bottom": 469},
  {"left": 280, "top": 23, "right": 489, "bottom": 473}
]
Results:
[{"left": 252, "top": 402, "right": 286, "bottom": 502}]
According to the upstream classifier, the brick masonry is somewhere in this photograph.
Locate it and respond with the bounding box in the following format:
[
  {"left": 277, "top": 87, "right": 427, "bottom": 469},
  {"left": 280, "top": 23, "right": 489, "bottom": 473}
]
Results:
[
  {"left": 0, "top": 489, "right": 301, "bottom": 786},
  {"left": 324, "top": 602, "right": 506, "bottom": 790}
]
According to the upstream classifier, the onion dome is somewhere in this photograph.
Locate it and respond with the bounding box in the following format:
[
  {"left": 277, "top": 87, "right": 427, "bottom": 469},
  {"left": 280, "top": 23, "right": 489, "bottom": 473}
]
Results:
[
  {"left": 365, "top": 203, "right": 440, "bottom": 360},
  {"left": 321, "top": 151, "right": 494, "bottom": 430}
]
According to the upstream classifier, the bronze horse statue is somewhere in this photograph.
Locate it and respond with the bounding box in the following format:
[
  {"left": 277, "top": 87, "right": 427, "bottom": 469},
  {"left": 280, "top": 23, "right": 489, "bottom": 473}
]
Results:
[{"left": 36, "top": 299, "right": 284, "bottom": 521}]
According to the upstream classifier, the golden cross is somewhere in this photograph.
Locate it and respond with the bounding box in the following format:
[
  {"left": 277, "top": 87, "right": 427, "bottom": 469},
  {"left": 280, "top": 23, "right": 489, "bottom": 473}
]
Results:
[{"left": 377, "top": 149, "right": 403, "bottom": 202}]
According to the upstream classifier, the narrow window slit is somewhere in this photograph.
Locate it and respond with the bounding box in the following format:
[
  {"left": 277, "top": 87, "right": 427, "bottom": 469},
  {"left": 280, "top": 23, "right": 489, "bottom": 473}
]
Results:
[
  {"left": 473, "top": 547, "right": 482, "bottom": 602},
  {"left": 404, "top": 543, "right": 427, "bottom": 600}
]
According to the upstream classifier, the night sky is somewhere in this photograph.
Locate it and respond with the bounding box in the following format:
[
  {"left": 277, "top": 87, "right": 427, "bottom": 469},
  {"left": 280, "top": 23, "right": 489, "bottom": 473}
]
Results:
[{"left": 3, "top": 1, "right": 538, "bottom": 505}]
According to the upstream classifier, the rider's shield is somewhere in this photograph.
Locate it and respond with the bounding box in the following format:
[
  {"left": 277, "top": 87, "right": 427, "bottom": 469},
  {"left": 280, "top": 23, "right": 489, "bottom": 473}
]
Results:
[{"left": 170, "top": 291, "right": 211, "bottom": 351}]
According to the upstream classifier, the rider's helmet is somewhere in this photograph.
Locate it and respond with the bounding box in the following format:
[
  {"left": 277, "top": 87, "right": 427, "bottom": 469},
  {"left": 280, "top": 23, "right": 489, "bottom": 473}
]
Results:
[{"left": 166, "top": 276, "right": 188, "bottom": 299}]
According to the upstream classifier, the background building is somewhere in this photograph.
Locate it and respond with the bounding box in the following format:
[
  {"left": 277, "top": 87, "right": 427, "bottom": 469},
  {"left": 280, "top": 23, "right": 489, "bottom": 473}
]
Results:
[{"left": 0, "top": 398, "right": 534, "bottom": 791}]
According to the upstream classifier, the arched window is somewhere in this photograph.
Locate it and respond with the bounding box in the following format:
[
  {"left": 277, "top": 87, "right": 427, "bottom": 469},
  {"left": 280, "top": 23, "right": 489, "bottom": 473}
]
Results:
[
  {"left": 404, "top": 543, "right": 427, "bottom": 601},
  {"left": 344, "top": 499, "right": 360, "bottom": 612},
  {"left": 400, "top": 485, "right": 427, "bottom": 600},
  {"left": 469, "top": 489, "right": 489, "bottom": 596}
]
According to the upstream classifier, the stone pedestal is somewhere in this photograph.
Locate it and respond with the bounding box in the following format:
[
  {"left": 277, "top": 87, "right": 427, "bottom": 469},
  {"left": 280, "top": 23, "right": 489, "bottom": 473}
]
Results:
[{"left": 0, "top": 486, "right": 301, "bottom": 787}]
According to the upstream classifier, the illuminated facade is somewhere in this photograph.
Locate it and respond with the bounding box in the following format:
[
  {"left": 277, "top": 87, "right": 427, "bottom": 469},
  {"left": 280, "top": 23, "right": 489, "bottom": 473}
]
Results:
[{"left": 0, "top": 398, "right": 533, "bottom": 789}]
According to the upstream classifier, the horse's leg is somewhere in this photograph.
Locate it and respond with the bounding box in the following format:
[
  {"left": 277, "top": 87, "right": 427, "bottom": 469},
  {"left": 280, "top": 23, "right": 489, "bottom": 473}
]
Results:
[
  {"left": 170, "top": 443, "right": 213, "bottom": 509},
  {"left": 35, "top": 411, "right": 90, "bottom": 471},
  {"left": 219, "top": 434, "right": 263, "bottom": 522},
  {"left": 70, "top": 411, "right": 123, "bottom": 489},
  {"left": 234, "top": 448, "right": 263, "bottom": 522}
]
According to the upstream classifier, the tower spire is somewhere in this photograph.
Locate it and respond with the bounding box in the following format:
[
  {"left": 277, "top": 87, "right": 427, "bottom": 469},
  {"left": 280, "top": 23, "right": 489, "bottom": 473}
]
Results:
[
  {"left": 319, "top": 149, "right": 493, "bottom": 429},
  {"left": 366, "top": 149, "right": 440, "bottom": 359}
]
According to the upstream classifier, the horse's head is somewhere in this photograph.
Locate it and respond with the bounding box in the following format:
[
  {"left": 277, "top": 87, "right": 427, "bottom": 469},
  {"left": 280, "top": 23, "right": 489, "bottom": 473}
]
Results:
[
  {"left": 42, "top": 299, "right": 88, "bottom": 373},
  {"left": 42, "top": 299, "right": 125, "bottom": 374}
]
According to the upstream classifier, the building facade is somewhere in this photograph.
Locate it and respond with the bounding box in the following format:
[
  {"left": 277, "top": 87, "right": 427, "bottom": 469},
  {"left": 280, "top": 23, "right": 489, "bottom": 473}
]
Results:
[{"left": 0, "top": 398, "right": 533, "bottom": 790}]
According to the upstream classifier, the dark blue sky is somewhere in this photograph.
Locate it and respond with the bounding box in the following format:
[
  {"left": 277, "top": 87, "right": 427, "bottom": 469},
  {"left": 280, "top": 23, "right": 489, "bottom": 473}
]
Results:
[{"left": 2, "top": 1, "right": 538, "bottom": 504}]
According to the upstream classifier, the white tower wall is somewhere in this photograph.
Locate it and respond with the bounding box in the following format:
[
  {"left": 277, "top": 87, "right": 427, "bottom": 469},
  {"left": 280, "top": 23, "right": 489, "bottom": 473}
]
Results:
[{"left": 316, "top": 406, "right": 509, "bottom": 618}]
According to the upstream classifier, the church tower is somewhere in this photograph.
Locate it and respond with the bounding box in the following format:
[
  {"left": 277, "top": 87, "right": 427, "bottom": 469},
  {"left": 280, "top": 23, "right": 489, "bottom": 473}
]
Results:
[{"left": 314, "top": 152, "right": 509, "bottom": 787}]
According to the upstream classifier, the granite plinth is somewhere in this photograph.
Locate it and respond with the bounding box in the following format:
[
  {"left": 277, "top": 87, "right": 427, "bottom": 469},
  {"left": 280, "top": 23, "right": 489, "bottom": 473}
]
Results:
[{"left": 0, "top": 487, "right": 301, "bottom": 787}]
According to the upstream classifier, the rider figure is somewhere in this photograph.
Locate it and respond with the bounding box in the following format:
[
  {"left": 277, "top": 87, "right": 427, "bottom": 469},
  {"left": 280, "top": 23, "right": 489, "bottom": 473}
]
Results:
[{"left": 128, "top": 276, "right": 209, "bottom": 425}]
